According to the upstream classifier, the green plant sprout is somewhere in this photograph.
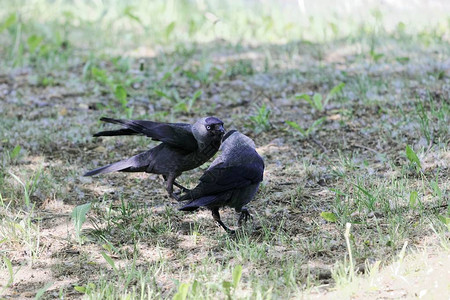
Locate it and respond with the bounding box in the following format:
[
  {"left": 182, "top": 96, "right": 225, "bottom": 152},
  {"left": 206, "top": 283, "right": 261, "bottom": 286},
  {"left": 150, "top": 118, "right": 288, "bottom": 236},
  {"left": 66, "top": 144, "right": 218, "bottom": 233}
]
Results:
[{"left": 296, "top": 82, "right": 345, "bottom": 112}]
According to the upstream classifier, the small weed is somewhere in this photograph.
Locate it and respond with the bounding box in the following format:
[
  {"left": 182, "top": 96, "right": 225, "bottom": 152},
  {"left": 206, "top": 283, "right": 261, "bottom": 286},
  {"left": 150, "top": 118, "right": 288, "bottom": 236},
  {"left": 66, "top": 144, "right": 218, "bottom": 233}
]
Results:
[
  {"left": 71, "top": 202, "right": 92, "bottom": 245},
  {"left": 405, "top": 145, "right": 422, "bottom": 173},
  {"left": 101, "top": 251, "right": 118, "bottom": 273},
  {"left": 2, "top": 145, "right": 21, "bottom": 166},
  {"left": 332, "top": 223, "right": 355, "bottom": 287},
  {"left": 415, "top": 100, "right": 432, "bottom": 145},
  {"left": 286, "top": 117, "right": 326, "bottom": 139},
  {"left": 89, "top": 66, "right": 135, "bottom": 116},
  {"left": 296, "top": 82, "right": 345, "bottom": 112},
  {"left": 0, "top": 13, "right": 16, "bottom": 33},
  {"left": 35, "top": 281, "right": 54, "bottom": 300},
  {"left": 369, "top": 49, "right": 384, "bottom": 62},
  {"left": 155, "top": 88, "right": 203, "bottom": 114},
  {"left": 320, "top": 211, "right": 337, "bottom": 223},
  {"left": 227, "top": 60, "right": 254, "bottom": 79},
  {"left": 173, "top": 282, "right": 189, "bottom": 300},
  {"left": 174, "top": 90, "right": 203, "bottom": 114},
  {"left": 1, "top": 256, "right": 14, "bottom": 294},
  {"left": 8, "top": 167, "right": 42, "bottom": 209},
  {"left": 249, "top": 104, "right": 272, "bottom": 133},
  {"left": 222, "top": 265, "right": 243, "bottom": 300},
  {"left": 185, "top": 63, "right": 223, "bottom": 86},
  {"left": 409, "top": 191, "right": 419, "bottom": 208},
  {"left": 0, "top": 207, "right": 41, "bottom": 265},
  {"left": 114, "top": 85, "right": 133, "bottom": 118},
  {"left": 354, "top": 183, "right": 378, "bottom": 212},
  {"left": 165, "top": 21, "right": 176, "bottom": 42}
]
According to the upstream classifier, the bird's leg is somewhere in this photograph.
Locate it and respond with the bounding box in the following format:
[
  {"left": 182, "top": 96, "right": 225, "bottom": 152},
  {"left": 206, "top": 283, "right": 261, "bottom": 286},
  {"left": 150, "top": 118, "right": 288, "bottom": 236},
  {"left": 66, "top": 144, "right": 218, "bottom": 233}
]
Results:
[
  {"left": 173, "top": 180, "right": 190, "bottom": 193},
  {"left": 164, "top": 175, "right": 189, "bottom": 194},
  {"left": 211, "top": 209, "right": 235, "bottom": 234},
  {"left": 238, "top": 207, "right": 253, "bottom": 226},
  {"left": 164, "top": 174, "right": 180, "bottom": 201}
]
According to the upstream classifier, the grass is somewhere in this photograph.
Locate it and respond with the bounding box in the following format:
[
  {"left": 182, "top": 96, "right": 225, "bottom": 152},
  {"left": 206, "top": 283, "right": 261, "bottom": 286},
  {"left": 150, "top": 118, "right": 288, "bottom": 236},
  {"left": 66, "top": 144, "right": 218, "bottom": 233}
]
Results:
[{"left": 0, "top": 0, "right": 449, "bottom": 298}]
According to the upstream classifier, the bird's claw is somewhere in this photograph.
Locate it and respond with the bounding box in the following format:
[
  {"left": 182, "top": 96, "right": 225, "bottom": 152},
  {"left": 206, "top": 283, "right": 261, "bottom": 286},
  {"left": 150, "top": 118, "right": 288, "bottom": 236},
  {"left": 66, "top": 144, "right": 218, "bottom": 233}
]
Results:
[
  {"left": 170, "top": 192, "right": 181, "bottom": 201},
  {"left": 172, "top": 188, "right": 191, "bottom": 202},
  {"left": 238, "top": 209, "right": 252, "bottom": 226},
  {"left": 226, "top": 228, "right": 236, "bottom": 235}
]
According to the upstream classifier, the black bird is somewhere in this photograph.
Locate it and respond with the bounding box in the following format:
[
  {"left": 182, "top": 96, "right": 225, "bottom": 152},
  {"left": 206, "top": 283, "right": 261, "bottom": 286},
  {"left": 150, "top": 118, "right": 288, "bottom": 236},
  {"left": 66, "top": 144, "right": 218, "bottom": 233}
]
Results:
[
  {"left": 178, "top": 130, "right": 264, "bottom": 233},
  {"left": 84, "top": 117, "right": 225, "bottom": 198}
]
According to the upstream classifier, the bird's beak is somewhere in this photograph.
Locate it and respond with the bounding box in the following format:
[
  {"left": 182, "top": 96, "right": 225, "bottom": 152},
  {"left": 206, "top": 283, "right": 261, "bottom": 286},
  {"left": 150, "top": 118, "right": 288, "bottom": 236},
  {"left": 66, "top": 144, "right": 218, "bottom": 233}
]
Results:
[
  {"left": 217, "top": 125, "right": 225, "bottom": 135},
  {"left": 212, "top": 125, "right": 225, "bottom": 137}
]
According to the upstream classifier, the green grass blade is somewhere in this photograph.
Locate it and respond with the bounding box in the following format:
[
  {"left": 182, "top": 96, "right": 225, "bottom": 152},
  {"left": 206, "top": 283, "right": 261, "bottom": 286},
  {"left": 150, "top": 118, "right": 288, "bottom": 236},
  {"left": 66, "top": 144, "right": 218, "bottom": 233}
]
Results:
[
  {"left": 173, "top": 282, "right": 189, "bottom": 300},
  {"left": 35, "top": 281, "right": 53, "bottom": 300},
  {"left": 405, "top": 145, "right": 421, "bottom": 170},
  {"left": 232, "top": 265, "right": 243, "bottom": 288}
]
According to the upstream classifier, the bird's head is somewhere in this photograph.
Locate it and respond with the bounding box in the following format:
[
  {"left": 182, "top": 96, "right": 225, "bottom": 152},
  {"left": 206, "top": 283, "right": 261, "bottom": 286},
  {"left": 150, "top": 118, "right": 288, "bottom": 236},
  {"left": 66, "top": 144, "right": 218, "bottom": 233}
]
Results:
[{"left": 192, "top": 117, "right": 225, "bottom": 147}]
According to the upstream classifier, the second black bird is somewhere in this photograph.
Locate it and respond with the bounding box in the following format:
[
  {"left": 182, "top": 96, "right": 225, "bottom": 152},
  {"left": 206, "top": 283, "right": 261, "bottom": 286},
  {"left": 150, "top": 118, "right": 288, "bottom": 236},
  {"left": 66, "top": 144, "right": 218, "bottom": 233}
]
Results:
[{"left": 178, "top": 130, "right": 265, "bottom": 233}]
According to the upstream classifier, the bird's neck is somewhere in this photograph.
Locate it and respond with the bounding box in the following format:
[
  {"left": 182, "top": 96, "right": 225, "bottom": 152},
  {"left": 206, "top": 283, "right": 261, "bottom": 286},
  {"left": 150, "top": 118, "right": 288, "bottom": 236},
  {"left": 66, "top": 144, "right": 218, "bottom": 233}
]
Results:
[{"left": 197, "top": 140, "right": 220, "bottom": 155}]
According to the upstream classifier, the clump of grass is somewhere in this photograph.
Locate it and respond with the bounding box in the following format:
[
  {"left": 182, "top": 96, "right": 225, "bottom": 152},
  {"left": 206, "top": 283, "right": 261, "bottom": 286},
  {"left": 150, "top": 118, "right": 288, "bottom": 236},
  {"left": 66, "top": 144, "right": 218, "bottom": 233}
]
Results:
[
  {"left": 286, "top": 117, "right": 326, "bottom": 140},
  {"left": 296, "top": 82, "right": 345, "bottom": 112},
  {"left": 0, "top": 205, "right": 41, "bottom": 266},
  {"left": 154, "top": 88, "right": 203, "bottom": 114},
  {"left": 90, "top": 66, "right": 134, "bottom": 117},
  {"left": 185, "top": 63, "right": 224, "bottom": 86},
  {"left": 8, "top": 167, "right": 42, "bottom": 209},
  {"left": 249, "top": 103, "right": 272, "bottom": 134},
  {"left": 227, "top": 60, "right": 254, "bottom": 79}
]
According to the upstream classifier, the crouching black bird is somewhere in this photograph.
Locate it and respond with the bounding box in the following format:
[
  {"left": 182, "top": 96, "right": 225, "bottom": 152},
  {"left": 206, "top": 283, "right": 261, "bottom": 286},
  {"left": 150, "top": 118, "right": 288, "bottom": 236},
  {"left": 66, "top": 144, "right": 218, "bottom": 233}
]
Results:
[
  {"left": 84, "top": 117, "right": 225, "bottom": 199},
  {"left": 177, "top": 130, "right": 264, "bottom": 233}
]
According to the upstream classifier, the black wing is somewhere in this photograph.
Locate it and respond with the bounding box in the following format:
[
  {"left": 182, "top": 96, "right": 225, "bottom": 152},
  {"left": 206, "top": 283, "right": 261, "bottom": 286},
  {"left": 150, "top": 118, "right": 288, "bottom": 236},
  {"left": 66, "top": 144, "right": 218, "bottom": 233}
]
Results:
[
  {"left": 94, "top": 117, "right": 198, "bottom": 151},
  {"left": 180, "top": 150, "right": 264, "bottom": 201},
  {"left": 179, "top": 195, "right": 218, "bottom": 211}
]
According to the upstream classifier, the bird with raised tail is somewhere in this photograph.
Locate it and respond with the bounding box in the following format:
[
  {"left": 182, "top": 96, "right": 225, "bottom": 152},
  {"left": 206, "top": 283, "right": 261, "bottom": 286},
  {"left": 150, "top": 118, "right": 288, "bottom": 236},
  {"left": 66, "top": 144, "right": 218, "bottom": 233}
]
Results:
[{"left": 84, "top": 117, "right": 225, "bottom": 199}]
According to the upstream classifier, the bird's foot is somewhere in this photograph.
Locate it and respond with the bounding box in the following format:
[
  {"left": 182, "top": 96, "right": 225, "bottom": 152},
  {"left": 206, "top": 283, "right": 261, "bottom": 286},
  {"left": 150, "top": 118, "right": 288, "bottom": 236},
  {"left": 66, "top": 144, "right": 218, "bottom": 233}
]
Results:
[
  {"left": 172, "top": 190, "right": 190, "bottom": 202},
  {"left": 212, "top": 209, "right": 235, "bottom": 234},
  {"left": 217, "top": 221, "right": 235, "bottom": 234},
  {"left": 238, "top": 208, "right": 253, "bottom": 226},
  {"left": 170, "top": 192, "right": 181, "bottom": 201},
  {"left": 225, "top": 228, "right": 236, "bottom": 235},
  {"left": 173, "top": 181, "right": 190, "bottom": 193}
]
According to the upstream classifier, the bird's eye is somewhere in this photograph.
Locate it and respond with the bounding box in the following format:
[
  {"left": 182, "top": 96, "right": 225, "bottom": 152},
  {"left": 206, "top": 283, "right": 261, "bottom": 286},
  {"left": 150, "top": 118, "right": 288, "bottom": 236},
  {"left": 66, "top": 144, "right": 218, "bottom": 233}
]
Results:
[{"left": 206, "top": 125, "right": 211, "bottom": 130}]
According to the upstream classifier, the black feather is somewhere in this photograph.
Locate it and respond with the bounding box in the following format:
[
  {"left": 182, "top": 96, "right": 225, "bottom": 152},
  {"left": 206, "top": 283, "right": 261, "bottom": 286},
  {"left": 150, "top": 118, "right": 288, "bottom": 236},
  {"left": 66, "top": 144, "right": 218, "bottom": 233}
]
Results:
[
  {"left": 179, "top": 147, "right": 264, "bottom": 201},
  {"left": 222, "top": 130, "right": 237, "bottom": 143},
  {"left": 95, "top": 118, "right": 198, "bottom": 151},
  {"left": 93, "top": 128, "right": 139, "bottom": 137}
]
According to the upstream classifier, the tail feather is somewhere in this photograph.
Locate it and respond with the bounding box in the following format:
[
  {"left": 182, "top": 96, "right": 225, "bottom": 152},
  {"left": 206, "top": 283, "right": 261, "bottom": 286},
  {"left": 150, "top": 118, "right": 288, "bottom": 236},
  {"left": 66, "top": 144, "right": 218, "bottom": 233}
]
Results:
[
  {"left": 93, "top": 128, "right": 138, "bottom": 137},
  {"left": 179, "top": 195, "right": 218, "bottom": 211},
  {"left": 93, "top": 117, "right": 153, "bottom": 137},
  {"left": 84, "top": 153, "right": 150, "bottom": 176},
  {"left": 178, "top": 205, "right": 199, "bottom": 212},
  {"left": 101, "top": 117, "right": 150, "bottom": 134}
]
